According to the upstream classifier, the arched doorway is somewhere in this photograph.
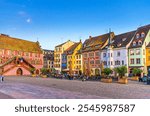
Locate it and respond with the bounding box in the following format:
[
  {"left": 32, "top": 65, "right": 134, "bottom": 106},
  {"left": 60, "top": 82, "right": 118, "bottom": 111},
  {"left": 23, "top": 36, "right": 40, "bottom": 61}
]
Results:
[
  {"left": 95, "top": 68, "right": 100, "bottom": 76},
  {"left": 16, "top": 68, "right": 23, "bottom": 75},
  {"left": 36, "top": 69, "right": 39, "bottom": 75}
]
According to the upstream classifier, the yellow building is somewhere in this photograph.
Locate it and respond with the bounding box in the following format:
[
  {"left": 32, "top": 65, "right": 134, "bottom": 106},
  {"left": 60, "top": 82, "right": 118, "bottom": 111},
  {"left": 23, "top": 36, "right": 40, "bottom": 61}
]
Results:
[
  {"left": 146, "top": 42, "right": 150, "bottom": 76},
  {"left": 54, "top": 40, "right": 75, "bottom": 73},
  {"left": 65, "top": 41, "right": 82, "bottom": 75}
]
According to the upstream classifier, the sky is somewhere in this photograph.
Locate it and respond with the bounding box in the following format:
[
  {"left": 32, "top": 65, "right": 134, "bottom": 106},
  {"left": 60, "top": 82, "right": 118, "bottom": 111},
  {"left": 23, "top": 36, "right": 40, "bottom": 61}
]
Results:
[{"left": 0, "top": 0, "right": 150, "bottom": 50}]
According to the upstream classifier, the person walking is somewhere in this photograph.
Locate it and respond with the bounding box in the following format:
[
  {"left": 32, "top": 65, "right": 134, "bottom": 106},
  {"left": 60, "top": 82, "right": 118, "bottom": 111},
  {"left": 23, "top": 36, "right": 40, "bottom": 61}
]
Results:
[
  {"left": 0, "top": 74, "right": 4, "bottom": 82},
  {"left": 1, "top": 75, "right": 4, "bottom": 82},
  {"left": 0, "top": 75, "right": 1, "bottom": 82}
]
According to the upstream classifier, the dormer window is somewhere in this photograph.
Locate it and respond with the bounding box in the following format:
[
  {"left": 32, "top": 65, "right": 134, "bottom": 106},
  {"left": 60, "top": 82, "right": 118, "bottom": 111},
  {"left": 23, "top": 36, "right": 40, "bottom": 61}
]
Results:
[
  {"left": 122, "top": 38, "right": 126, "bottom": 41},
  {"left": 117, "top": 43, "right": 121, "bottom": 47},
  {"left": 136, "top": 33, "right": 140, "bottom": 39},
  {"left": 141, "top": 32, "right": 145, "bottom": 38},
  {"left": 111, "top": 40, "right": 114, "bottom": 43},
  {"left": 133, "top": 41, "right": 136, "bottom": 46},
  {"left": 138, "top": 40, "right": 142, "bottom": 45}
]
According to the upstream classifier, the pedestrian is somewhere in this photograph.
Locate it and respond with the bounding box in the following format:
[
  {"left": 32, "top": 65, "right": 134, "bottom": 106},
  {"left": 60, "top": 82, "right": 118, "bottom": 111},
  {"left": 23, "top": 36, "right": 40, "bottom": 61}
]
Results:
[
  {"left": 0, "top": 74, "right": 4, "bottom": 82},
  {"left": 2, "top": 75, "right": 4, "bottom": 82},
  {"left": 0, "top": 75, "right": 1, "bottom": 82}
]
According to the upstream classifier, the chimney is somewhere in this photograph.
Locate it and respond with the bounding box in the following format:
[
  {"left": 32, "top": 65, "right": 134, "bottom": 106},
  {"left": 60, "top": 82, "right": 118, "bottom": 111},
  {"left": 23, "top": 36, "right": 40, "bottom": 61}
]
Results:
[
  {"left": 79, "top": 39, "right": 82, "bottom": 42},
  {"left": 89, "top": 36, "right": 92, "bottom": 39}
]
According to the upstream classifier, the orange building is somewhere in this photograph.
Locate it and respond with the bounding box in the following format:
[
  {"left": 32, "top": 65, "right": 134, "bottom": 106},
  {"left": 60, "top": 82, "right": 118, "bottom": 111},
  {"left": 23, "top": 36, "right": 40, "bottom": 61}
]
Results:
[
  {"left": 146, "top": 42, "right": 150, "bottom": 76},
  {"left": 0, "top": 34, "right": 43, "bottom": 76}
]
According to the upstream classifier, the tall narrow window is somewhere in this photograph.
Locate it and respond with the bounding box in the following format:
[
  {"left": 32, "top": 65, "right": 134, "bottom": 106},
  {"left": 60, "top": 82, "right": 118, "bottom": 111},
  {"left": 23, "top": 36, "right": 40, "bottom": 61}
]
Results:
[
  {"left": 136, "top": 58, "right": 140, "bottom": 64},
  {"left": 117, "top": 52, "right": 120, "bottom": 57},
  {"left": 136, "top": 49, "right": 140, "bottom": 55},
  {"left": 130, "top": 59, "right": 134, "bottom": 64}
]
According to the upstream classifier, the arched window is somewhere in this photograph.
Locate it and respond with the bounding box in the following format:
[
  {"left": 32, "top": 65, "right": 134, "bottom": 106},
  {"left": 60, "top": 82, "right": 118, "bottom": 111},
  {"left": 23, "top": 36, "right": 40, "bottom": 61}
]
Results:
[
  {"left": 136, "top": 33, "right": 140, "bottom": 39},
  {"left": 138, "top": 40, "right": 142, "bottom": 45},
  {"left": 122, "top": 38, "right": 126, "bottom": 41},
  {"left": 141, "top": 32, "right": 145, "bottom": 38},
  {"left": 133, "top": 41, "right": 136, "bottom": 46},
  {"left": 117, "top": 43, "right": 121, "bottom": 47}
]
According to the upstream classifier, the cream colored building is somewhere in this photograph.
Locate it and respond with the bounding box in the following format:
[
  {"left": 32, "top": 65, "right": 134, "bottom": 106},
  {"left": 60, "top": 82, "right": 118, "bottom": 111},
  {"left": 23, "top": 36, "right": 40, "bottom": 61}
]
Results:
[{"left": 54, "top": 40, "right": 75, "bottom": 73}]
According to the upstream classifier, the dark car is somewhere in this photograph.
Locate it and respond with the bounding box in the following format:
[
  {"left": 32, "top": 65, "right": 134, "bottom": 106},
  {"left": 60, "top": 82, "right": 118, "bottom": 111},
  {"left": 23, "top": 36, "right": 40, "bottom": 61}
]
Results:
[
  {"left": 147, "top": 76, "right": 150, "bottom": 85},
  {"left": 142, "top": 76, "right": 148, "bottom": 82}
]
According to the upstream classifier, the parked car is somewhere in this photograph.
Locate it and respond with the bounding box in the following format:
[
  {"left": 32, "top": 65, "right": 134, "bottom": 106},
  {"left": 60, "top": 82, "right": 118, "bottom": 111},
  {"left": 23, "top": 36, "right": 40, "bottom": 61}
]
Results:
[
  {"left": 142, "top": 76, "right": 147, "bottom": 82},
  {"left": 147, "top": 76, "right": 150, "bottom": 85}
]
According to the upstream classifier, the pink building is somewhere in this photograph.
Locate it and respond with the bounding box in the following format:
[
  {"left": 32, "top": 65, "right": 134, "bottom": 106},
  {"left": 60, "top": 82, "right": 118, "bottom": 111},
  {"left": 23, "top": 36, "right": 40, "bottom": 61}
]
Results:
[
  {"left": 0, "top": 34, "right": 43, "bottom": 76},
  {"left": 82, "top": 32, "right": 115, "bottom": 76}
]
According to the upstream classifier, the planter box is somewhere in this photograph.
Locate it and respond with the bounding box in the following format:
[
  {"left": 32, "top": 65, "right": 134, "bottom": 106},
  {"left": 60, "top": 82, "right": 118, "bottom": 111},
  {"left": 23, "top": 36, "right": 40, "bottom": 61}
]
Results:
[
  {"left": 31, "top": 74, "right": 36, "bottom": 77},
  {"left": 131, "top": 76, "right": 139, "bottom": 81},
  {"left": 118, "top": 78, "right": 128, "bottom": 84},
  {"left": 42, "top": 75, "right": 47, "bottom": 78},
  {"left": 101, "top": 78, "right": 112, "bottom": 83}
]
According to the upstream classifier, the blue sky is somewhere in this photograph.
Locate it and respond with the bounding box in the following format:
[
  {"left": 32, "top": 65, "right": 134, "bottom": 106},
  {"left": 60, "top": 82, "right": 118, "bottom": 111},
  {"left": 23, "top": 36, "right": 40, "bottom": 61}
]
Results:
[{"left": 0, "top": 0, "right": 150, "bottom": 50}]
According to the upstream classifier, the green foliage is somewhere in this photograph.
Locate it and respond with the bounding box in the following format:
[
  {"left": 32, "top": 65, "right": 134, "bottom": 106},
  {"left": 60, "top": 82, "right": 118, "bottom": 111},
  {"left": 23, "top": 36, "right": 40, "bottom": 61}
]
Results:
[
  {"left": 114, "top": 66, "right": 127, "bottom": 78},
  {"left": 51, "top": 68, "right": 56, "bottom": 74},
  {"left": 30, "top": 68, "right": 35, "bottom": 74},
  {"left": 103, "top": 68, "right": 112, "bottom": 76},
  {"left": 132, "top": 68, "right": 142, "bottom": 76},
  {"left": 40, "top": 68, "right": 48, "bottom": 75}
]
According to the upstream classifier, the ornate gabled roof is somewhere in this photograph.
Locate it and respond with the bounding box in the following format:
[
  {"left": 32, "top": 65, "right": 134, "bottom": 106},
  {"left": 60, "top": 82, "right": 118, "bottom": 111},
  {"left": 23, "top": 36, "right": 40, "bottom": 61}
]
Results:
[
  {"left": 129, "top": 24, "right": 150, "bottom": 48},
  {"left": 64, "top": 42, "right": 81, "bottom": 55},
  {"left": 82, "top": 32, "right": 115, "bottom": 52},
  {"left": 0, "top": 34, "right": 42, "bottom": 53},
  {"left": 111, "top": 30, "right": 136, "bottom": 48}
]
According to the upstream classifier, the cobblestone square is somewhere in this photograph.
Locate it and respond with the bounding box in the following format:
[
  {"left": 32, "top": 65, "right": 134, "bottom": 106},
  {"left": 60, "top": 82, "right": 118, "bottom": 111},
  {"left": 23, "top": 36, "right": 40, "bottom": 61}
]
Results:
[{"left": 0, "top": 76, "right": 150, "bottom": 99}]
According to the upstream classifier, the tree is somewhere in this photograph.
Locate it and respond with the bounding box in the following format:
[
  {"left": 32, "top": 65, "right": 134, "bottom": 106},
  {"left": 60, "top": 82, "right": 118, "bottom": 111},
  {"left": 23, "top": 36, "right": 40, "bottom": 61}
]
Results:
[
  {"left": 132, "top": 68, "right": 142, "bottom": 76},
  {"left": 115, "top": 66, "right": 127, "bottom": 78},
  {"left": 30, "top": 68, "right": 35, "bottom": 74},
  {"left": 51, "top": 68, "right": 56, "bottom": 74},
  {"left": 40, "top": 68, "right": 48, "bottom": 75},
  {"left": 102, "top": 68, "right": 112, "bottom": 77}
]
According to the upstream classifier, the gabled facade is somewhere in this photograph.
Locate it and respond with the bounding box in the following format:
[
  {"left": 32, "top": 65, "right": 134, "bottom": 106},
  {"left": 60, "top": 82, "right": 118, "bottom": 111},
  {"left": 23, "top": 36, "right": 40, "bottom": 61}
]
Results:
[
  {"left": 101, "top": 31, "right": 136, "bottom": 76},
  {"left": 0, "top": 34, "right": 43, "bottom": 76},
  {"left": 128, "top": 25, "right": 150, "bottom": 76},
  {"left": 62, "top": 41, "right": 82, "bottom": 75},
  {"left": 54, "top": 40, "right": 75, "bottom": 73},
  {"left": 82, "top": 32, "right": 115, "bottom": 76}
]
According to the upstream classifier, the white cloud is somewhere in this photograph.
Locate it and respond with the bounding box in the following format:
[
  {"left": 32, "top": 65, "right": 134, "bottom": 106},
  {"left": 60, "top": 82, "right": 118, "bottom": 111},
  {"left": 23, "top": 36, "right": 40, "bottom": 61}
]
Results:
[
  {"left": 26, "top": 18, "right": 31, "bottom": 23},
  {"left": 18, "top": 11, "right": 26, "bottom": 17}
]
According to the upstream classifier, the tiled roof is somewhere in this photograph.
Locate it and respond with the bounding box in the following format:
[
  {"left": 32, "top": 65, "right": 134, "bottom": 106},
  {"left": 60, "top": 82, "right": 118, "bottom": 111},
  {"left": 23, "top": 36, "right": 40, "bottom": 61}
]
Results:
[
  {"left": 129, "top": 24, "right": 150, "bottom": 48},
  {"left": 43, "top": 49, "right": 54, "bottom": 52},
  {"left": 111, "top": 30, "right": 136, "bottom": 48},
  {"left": 82, "top": 32, "right": 114, "bottom": 52},
  {"left": 64, "top": 42, "right": 81, "bottom": 55},
  {"left": 55, "top": 40, "right": 73, "bottom": 47},
  {"left": 0, "top": 34, "right": 42, "bottom": 53}
]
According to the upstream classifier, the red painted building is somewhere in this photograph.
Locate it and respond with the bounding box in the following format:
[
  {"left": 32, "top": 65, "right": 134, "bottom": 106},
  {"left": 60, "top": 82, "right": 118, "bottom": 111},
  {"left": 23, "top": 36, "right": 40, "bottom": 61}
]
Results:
[
  {"left": 82, "top": 32, "right": 114, "bottom": 76},
  {"left": 0, "top": 34, "right": 43, "bottom": 76}
]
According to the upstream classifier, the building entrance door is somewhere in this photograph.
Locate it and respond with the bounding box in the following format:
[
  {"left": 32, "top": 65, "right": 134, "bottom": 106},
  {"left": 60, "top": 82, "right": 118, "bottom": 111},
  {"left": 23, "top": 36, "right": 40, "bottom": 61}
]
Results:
[{"left": 16, "top": 68, "right": 23, "bottom": 75}]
